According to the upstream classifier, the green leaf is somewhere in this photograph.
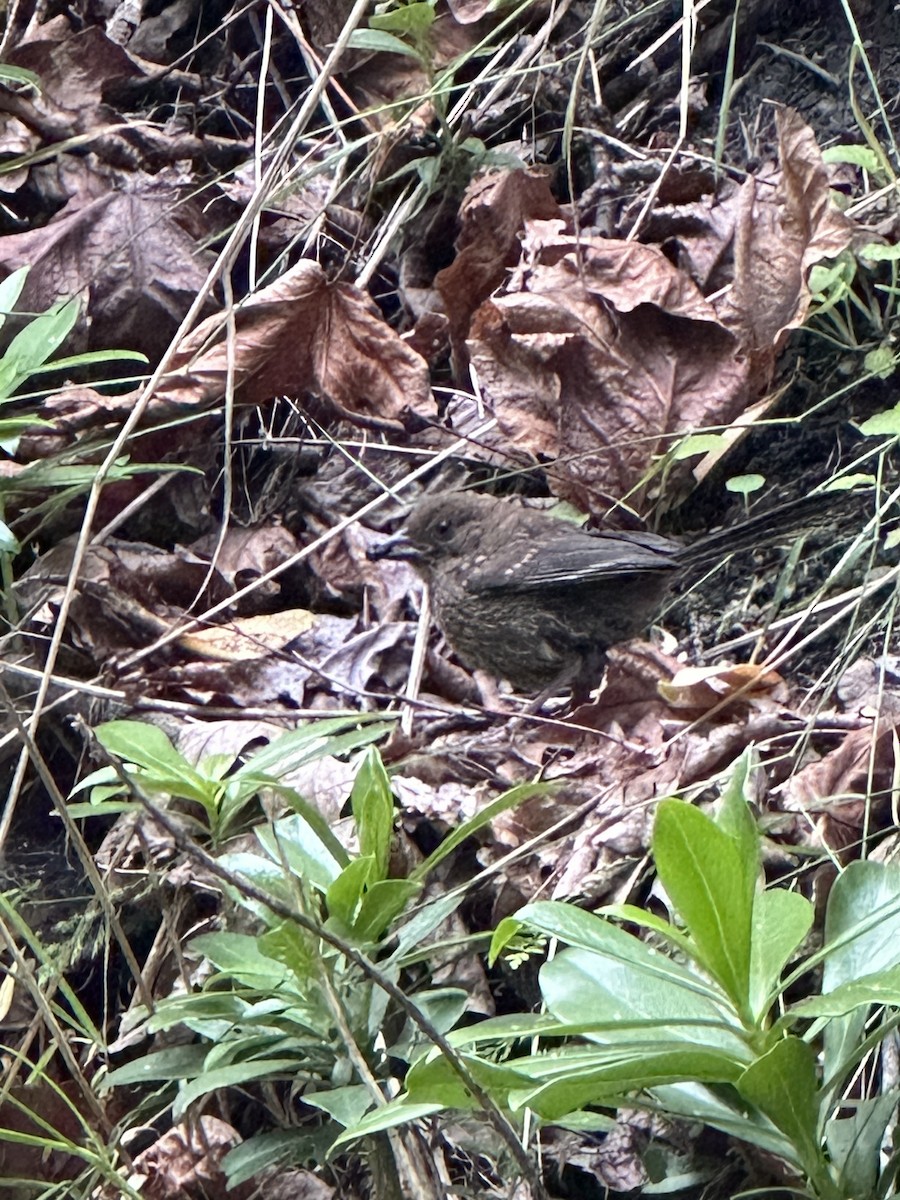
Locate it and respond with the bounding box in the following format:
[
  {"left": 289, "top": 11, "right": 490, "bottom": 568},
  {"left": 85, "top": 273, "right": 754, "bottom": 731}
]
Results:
[
  {"left": 189, "top": 932, "right": 290, "bottom": 989},
  {"left": 749, "top": 890, "right": 813, "bottom": 1020},
  {"left": 737, "top": 1038, "right": 825, "bottom": 1185},
  {"left": 256, "top": 812, "right": 346, "bottom": 890},
  {"left": 305, "top": 1084, "right": 374, "bottom": 1129},
  {"left": 369, "top": 1, "right": 435, "bottom": 36},
  {"left": 858, "top": 403, "right": 900, "bottom": 436},
  {"left": 0, "top": 518, "right": 19, "bottom": 553},
  {"left": 539, "top": 945, "right": 749, "bottom": 1058},
  {"left": 0, "top": 267, "right": 29, "bottom": 326},
  {"left": 652, "top": 1080, "right": 796, "bottom": 1162},
  {"left": 94, "top": 720, "right": 212, "bottom": 804},
  {"left": 412, "top": 782, "right": 554, "bottom": 882},
  {"left": 257, "top": 921, "right": 319, "bottom": 984},
  {"left": 4, "top": 296, "right": 80, "bottom": 378},
  {"left": 346, "top": 28, "right": 424, "bottom": 59},
  {"left": 173, "top": 1059, "right": 304, "bottom": 1119},
  {"left": 827, "top": 1090, "right": 899, "bottom": 1199},
  {"left": 234, "top": 716, "right": 391, "bottom": 782},
  {"left": 822, "top": 145, "right": 884, "bottom": 172},
  {"left": 349, "top": 878, "right": 420, "bottom": 943},
  {"left": 821, "top": 861, "right": 900, "bottom": 1081},
  {"left": 350, "top": 747, "right": 394, "bottom": 880},
  {"left": 223, "top": 1128, "right": 335, "bottom": 1187},
  {"left": 327, "top": 856, "right": 375, "bottom": 928},
  {"left": 863, "top": 346, "right": 897, "bottom": 379},
  {"left": 516, "top": 1047, "right": 747, "bottom": 1121},
  {"left": 859, "top": 241, "right": 900, "bottom": 262},
  {"left": 671, "top": 433, "right": 726, "bottom": 461},
  {"left": 653, "top": 800, "right": 754, "bottom": 1008},
  {"left": 725, "top": 473, "right": 766, "bottom": 498},
  {"left": 330, "top": 1100, "right": 445, "bottom": 1150},
  {"left": 792, "top": 963, "right": 900, "bottom": 1018},
  {"left": 103, "top": 1044, "right": 209, "bottom": 1087}
]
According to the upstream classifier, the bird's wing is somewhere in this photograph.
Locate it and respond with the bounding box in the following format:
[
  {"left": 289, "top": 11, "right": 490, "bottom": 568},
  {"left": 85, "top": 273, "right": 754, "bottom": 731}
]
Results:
[{"left": 466, "top": 529, "right": 680, "bottom": 593}]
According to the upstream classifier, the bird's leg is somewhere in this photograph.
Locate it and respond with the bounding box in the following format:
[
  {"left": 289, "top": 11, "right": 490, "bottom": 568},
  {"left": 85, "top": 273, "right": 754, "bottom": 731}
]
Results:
[{"left": 524, "top": 646, "right": 609, "bottom": 713}]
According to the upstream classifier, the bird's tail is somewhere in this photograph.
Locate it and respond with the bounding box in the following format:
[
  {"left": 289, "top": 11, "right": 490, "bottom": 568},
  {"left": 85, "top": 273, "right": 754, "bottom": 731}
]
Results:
[{"left": 678, "top": 488, "right": 874, "bottom": 572}]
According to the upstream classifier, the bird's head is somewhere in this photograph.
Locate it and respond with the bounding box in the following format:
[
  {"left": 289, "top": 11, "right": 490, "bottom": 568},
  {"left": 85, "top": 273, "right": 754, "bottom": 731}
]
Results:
[{"left": 368, "top": 492, "right": 493, "bottom": 576}]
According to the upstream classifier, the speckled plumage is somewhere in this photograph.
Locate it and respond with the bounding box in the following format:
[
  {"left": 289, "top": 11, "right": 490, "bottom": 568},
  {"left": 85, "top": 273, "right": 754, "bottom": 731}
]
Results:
[{"left": 371, "top": 490, "right": 833, "bottom": 699}]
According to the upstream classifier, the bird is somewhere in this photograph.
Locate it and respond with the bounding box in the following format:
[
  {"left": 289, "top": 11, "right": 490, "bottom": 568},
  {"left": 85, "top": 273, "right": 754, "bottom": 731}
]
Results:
[{"left": 369, "top": 489, "right": 845, "bottom": 704}]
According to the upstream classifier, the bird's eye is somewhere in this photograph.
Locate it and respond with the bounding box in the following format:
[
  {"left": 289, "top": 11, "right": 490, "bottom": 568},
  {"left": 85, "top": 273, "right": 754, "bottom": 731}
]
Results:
[{"left": 434, "top": 518, "right": 452, "bottom": 538}]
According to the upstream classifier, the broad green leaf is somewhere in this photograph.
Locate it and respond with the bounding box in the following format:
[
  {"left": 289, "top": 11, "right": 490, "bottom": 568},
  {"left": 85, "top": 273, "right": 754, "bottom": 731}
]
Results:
[
  {"left": 217, "top": 849, "right": 302, "bottom": 915},
  {"left": 0, "top": 518, "right": 18, "bottom": 552},
  {"left": 330, "top": 1099, "right": 445, "bottom": 1150},
  {"left": 0, "top": 66, "right": 39, "bottom": 90},
  {"left": 792, "top": 964, "right": 900, "bottom": 1018},
  {"left": 406, "top": 1049, "right": 535, "bottom": 1109},
  {"left": 671, "top": 433, "right": 726, "bottom": 460},
  {"left": 737, "top": 1038, "right": 822, "bottom": 1181},
  {"left": 514, "top": 1047, "right": 746, "bottom": 1121},
  {"left": 223, "top": 1128, "right": 335, "bottom": 1187},
  {"left": 391, "top": 890, "right": 468, "bottom": 965},
  {"left": 235, "top": 715, "right": 391, "bottom": 781},
  {"left": 346, "top": 28, "right": 424, "bottom": 59},
  {"left": 5, "top": 296, "right": 80, "bottom": 375},
  {"left": 305, "top": 1084, "right": 374, "bottom": 1129},
  {"left": 257, "top": 922, "right": 319, "bottom": 986},
  {"left": 858, "top": 404, "right": 900, "bottom": 436},
  {"left": 94, "top": 720, "right": 212, "bottom": 804},
  {"left": 0, "top": 266, "right": 29, "bottom": 324},
  {"left": 518, "top": 900, "right": 732, "bottom": 1008},
  {"left": 822, "top": 861, "right": 900, "bottom": 1083},
  {"left": 412, "top": 782, "right": 552, "bottom": 882},
  {"left": 725, "top": 473, "right": 765, "bottom": 497},
  {"left": 189, "top": 933, "right": 289, "bottom": 989},
  {"left": 714, "top": 747, "right": 759, "bottom": 860},
  {"left": 749, "top": 889, "right": 813, "bottom": 1020},
  {"left": 859, "top": 241, "right": 900, "bottom": 262},
  {"left": 653, "top": 801, "right": 754, "bottom": 1009},
  {"left": 652, "top": 1081, "right": 796, "bottom": 1162},
  {"left": 827, "top": 1090, "right": 899, "bottom": 1199},
  {"left": 539, "top": 946, "right": 750, "bottom": 1058},
  {"left": 256, "top": 812, "right": 345, "bottom": 890},
  {"left": 369, "top": 1, "right": 435, "bottom": 36},
  {"left": 822, "top": 145, "right": 884, "bottom": 173}
]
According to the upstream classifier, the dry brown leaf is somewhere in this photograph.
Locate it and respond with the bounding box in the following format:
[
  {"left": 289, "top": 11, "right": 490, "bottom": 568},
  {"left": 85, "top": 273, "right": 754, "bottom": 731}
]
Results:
[
  {"left": 0, "top": 171, "right": 213, "bottom": 359},
  {"left": 658, "top": 662, "right": 785, "bottom": 710},
  {"left": 156, "top": 259, "right": 431, "bottom": 428},
  {"left": 435, "top": 167, "right": 562, "bottom": 348},
  {"left": 179, "top": 610, "right": 317, "bottom": 662},
  {"left": 129, "top": 1116, "right": 250, "bottom": 1200},
  {"left": 781, "top": 717, "right": 900, "bottom": 817},
  {"left": 441, "top": 113, "right": 852, "bottom": 506},
  {"left": 467, "top": 230, "right": 745, "bottom": 507},
  {"left": 715, "top": 107, "right": 854, "bottom": 386},
  {"left": 7, "top": 21, "right": 143, "bottom": 125}
]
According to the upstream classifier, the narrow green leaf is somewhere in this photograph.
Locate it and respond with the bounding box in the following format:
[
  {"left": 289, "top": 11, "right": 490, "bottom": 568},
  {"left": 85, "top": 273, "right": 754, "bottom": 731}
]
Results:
[
  {"left": 412, "top": 782, "right": 553, "bottom": 882},
  {"left": 350, "top": 747, "right": 393, "bottom": 880},
  {"left": 327, "top": 856, "right": 375, "bottom": 927}
]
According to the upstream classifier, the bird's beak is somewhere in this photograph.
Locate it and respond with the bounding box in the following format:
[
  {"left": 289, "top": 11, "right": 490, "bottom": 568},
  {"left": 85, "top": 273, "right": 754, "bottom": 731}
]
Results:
[{"left": 368, "top": 528, "right": 422, "bottom": 562}]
